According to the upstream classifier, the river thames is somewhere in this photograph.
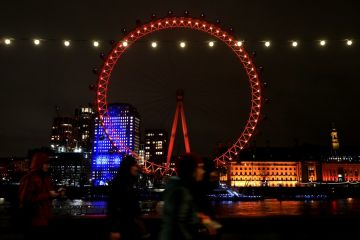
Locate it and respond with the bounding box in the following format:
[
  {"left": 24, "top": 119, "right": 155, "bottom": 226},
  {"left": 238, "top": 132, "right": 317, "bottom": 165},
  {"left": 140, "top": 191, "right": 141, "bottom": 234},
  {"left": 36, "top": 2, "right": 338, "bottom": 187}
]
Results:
[
  {"left": 2, "top": 197, "right": 360, "bottom": 240},
  {"left": 47, "top": 198, "right": 360, "bottom": 217}
]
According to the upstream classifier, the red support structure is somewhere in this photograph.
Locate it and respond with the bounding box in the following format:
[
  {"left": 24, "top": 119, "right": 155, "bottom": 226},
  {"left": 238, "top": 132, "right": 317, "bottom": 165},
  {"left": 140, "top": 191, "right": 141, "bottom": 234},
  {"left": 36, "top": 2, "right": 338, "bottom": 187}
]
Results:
[{"left": 166, "top": 90, "right": 191, "bottom": 168}]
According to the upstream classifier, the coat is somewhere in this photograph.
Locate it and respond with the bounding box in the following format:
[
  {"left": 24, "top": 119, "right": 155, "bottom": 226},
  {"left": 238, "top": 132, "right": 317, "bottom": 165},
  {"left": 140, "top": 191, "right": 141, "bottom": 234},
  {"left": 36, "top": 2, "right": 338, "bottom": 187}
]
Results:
[
  {"left": 19, "top": 171, "right": 54, "bottom": 226},
  {"left": 160, "top": 177, "right": 201, "bottom": 240},
  {"left": 107, "top": 178, "right": 143, "bottom": 240},
  {"left": 19, "top": 153, "right": 54, "bottom": 227}
]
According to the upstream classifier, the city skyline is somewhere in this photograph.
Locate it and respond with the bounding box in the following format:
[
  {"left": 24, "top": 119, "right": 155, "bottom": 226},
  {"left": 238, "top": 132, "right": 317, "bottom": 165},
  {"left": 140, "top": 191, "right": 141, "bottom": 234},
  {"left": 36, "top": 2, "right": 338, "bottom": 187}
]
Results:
[{"left": 1, "top": 0, "right": 360, "bottom": 157}]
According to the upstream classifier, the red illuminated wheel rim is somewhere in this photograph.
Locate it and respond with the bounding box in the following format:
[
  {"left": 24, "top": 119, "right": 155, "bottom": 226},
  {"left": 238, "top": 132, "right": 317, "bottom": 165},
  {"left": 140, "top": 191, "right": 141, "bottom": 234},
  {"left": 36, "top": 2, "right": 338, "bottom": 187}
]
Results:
[{"left": 96, "top": 16, "right": 262, "bottom": 174}]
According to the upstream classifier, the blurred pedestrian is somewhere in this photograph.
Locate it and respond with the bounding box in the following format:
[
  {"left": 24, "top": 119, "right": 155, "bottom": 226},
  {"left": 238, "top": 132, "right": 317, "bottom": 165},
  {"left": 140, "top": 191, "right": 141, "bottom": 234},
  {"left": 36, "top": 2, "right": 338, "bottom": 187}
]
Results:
[
  {"left": 18, "top": 152, "right": 65, "bottom": 240},
  {"left": 193, "top": 158, "right": 219, "bottom": 218},
  {"left": 160, "top": 153, "right": 219, "bottom": 240},
  {"left": 108, "top": 155, "right": 149, "bottom": 240},
  {"left": 193, "top": 158, "right": 222, "bottom": 239}
]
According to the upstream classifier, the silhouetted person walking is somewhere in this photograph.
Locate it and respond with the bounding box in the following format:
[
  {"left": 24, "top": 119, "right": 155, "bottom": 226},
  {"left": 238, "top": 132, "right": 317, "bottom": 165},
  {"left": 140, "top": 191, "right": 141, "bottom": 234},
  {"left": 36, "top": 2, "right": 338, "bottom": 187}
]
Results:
[
  {"left": 193, "top": 158, "right": 219, "bottom": 219},
  {"left": 161, "top": 153, "right": 220, "bottom": 240},
  {"left": 19, "top": 152, "right": 64, "bottom": 240},
  {"left": 108, "top": 155, "right": 148, "bottom": 240}
]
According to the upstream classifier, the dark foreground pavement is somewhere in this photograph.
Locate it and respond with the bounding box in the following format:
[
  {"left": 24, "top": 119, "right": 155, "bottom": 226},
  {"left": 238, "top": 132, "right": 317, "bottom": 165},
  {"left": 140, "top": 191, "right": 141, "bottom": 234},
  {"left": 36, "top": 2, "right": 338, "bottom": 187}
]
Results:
[{"left": 1, "top": 214, "right": 360, "bottom": 240}]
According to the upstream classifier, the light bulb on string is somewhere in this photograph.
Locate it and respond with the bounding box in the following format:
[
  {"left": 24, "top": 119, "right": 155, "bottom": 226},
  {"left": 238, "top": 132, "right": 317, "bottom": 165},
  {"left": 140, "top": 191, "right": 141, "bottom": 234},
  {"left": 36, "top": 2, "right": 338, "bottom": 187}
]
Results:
[
  {"left": 4, "top": 38, "right": 12, "bottom": 45},
  {"left": 180, "top": 41, "right": 186, "bottom": 48},
  {"left": 33, "top": 39, "right": 41, "bottom": 46},
  {"left": 64, "top": 40, "right": 71, "bottom": 47},
  {"left": 93, "top": 41, "right": 100, "bottom": 47}
]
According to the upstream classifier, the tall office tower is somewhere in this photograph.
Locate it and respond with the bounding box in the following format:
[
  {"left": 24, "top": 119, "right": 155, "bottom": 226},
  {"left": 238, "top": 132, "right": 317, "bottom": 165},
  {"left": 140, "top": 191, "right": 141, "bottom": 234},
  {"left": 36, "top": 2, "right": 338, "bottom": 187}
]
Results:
[
  {"left": 138, "top": 143, "right": 145, "bottom": 166},
  {"left": 91, "top": 103, "right": 140, "bottom": 185},
  {"left": 144, "top": 129, "right": 168, "bottom": 166},
  {"left": 75, "top": 106, "right": 95, "bottom": 153},
  {"left": 50, "top": 117, "right": 77, "bottom": 153}
]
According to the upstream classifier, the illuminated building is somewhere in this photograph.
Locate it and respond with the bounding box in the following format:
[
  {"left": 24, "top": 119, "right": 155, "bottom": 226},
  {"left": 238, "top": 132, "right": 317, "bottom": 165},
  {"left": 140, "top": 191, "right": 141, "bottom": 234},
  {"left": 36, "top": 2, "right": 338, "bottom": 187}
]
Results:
[
  {"left": 219, "top": 147, "right": 305, "bottom": 187},
  {"left": 0, "top": 157, "right": 29, "bottom": 183},
  {"left": 50, "top": 106, "right": 95, "bottom": 154},
  {"left": 138, "top": 143, "right": 145, "bottom": 166},
  {"left": 144, "top": 129, "right": 168, "bottom": 166},
  {"left": 75, "top": 106, "right": 95, "bottom": 153},
  {"left": 91, "top": 103, "right": 140, "bottom": 186},
  {"left": 0, "top": 158, "right": 9, "bottom": 183},
  {"left": 11, "top": 157, "right": 29, "bottom": 182},
  {"left": 219, "top": 134, "right": 360, "bottom": 185},
  {"left": 331, "top": 126, "right": 340, "bottom": 152},
  {"left": 50, "top": 153, "right": 91, "bottom": 187},
  {"left": 301, "top": 161, "right": 321, "bottom": 182},
  {"left": 50, "top": 117, "right": 77, "bottom": 153},
  {"left": 322, "top": 155, "right": 360, "bottom": 182},
  {"left": 223, "top": 160, "right": 302, "bottom": 187},
  {"left": 322, "top": 127, "right": 360, "bottom": 182}
]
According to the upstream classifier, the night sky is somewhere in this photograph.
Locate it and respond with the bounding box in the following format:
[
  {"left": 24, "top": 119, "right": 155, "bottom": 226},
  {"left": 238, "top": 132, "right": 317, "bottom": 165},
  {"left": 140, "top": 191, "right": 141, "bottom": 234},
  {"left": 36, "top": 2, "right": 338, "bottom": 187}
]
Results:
[{"left": 1, "top": 0, "right": 360, "bottom": 157}]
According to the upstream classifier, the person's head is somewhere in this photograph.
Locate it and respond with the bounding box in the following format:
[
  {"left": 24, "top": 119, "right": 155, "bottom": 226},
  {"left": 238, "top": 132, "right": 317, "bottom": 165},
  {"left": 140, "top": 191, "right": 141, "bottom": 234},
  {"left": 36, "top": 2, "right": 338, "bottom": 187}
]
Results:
[
  {"left": 116, "top": 155, "right": 139, "bottom": 181},
  {"left": 176, "top": 153, "right": 205, "bottom": 183},
  {"left": 130, "top": 162, "right": 139, "bottom": 177},
  {"left": 30, "top": 152, "right": 49, "bottom": 173},
  {"left": 203, "top": 158, "right": 219, "bottom": 183}
]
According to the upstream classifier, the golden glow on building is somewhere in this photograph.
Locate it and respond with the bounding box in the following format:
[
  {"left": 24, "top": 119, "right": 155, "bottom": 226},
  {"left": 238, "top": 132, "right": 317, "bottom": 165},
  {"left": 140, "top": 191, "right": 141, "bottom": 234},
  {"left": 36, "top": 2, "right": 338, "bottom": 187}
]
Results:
[
  {"left": 301, "top": 161, "right": 321, "bottom": 182},
  {"left": 221, "top": 161, "right": 302, "bottom": 187},
  {"left": 331, "top": 128, "right": 340, "bottom": 151}
]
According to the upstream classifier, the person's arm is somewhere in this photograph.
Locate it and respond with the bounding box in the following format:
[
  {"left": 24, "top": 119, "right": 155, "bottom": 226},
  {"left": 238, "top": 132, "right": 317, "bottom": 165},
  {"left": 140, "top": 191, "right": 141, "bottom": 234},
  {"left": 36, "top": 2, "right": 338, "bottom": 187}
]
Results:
[
  {"left": 32, "top": 191, "right": 55, "bottom": 202},
  {"left": 33, "top": 177, "right": 58, "bottom": 202}
]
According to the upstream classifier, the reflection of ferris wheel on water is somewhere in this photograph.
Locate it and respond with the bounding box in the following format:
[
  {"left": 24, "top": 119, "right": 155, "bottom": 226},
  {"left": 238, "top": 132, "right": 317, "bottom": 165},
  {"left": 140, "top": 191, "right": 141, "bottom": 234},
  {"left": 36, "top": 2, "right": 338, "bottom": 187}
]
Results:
[{"left": 96, "top": 15, "right": 263, "bottom": 175}]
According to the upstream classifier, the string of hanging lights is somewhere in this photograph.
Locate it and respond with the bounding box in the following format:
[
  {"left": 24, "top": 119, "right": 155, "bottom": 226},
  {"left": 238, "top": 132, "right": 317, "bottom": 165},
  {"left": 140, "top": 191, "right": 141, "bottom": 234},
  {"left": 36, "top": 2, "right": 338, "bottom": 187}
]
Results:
[
  {"left": 0, "top": 37, "right": 356, "bottom": 49},
  {"left": 1, "top": 10, "right": 357, "bottom": 50}
]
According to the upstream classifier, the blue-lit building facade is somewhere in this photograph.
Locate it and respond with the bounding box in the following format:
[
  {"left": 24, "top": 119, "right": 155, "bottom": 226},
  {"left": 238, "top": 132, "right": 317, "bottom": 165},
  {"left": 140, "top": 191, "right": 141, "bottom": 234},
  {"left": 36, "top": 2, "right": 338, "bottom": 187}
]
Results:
[{"left": 91, "top": 103, "right": 140, "bottom": 186}]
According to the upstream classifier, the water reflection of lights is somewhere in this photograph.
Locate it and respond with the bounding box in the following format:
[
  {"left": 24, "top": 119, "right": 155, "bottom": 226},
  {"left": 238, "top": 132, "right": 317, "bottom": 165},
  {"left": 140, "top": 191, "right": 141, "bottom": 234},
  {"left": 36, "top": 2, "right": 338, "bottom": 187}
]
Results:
[
  {"left": 71, "top": 199, "right": 84, "bottom": 206},
  {"left": 208, "top": 186, "right": 263, "bottom": 201},
  {"left": 47, "top": 198, "right": 360, "bottom": 217},
  {"left": 53, "top": 199, "right": 107, "bottom": 216}
]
